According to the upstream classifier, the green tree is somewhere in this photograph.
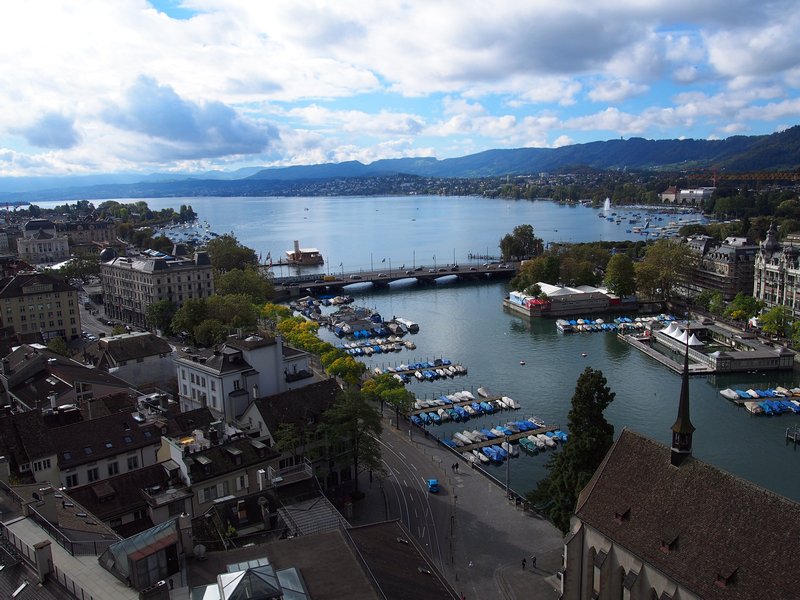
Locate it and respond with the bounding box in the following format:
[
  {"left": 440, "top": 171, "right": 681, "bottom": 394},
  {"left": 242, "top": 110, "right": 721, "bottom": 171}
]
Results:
[
  {"left": 361, "top": 374, "right": 414, "bottom": 429},
  {"left": 171, "top": 298, "right": 208, "bottom": 336},
  {"left": 216, "top": 267, "right": 273, "bottom": 304},
  {"left": 510, "top": 255, "right": 560, "bottom": 290},
  {"left": 206, "top": 234, "right": 258, "bottom": 273},
  {"left": 206, "top": 294, "right": 258, "bottom": 329},
  {"left": 604, "top": 254, "right": 636, "bottom": 297},
  {"left": 724, "top": 292, "right": 763, "bottom": 322},
  {"left": 194, "top": 319, "right": 228, "bottom": 346},
  {"left": 146, "top": 300, "right": 177, "bottom": 333},
  {"left": 56, "top": 253, "right": 101, "bottom": 281},
  {"left": 322, "top": 388, "right": 383, "bottom": 498},
  {"left": 634, "top": 239, "right": 695, "bottom": 300},
  {"left": 274, "top": 423, "right": 303, "bottom": 458},
  {"left": 499, "top": 224, "right": 544, "bottom": 261},
  {"left": 760, "top": 305, "right": 791, "bottom": 338},
  {"left": 47, "top": 336, "right": 70, "bottom": 357},
  {"left": 528, "top": 367, "right": 615, "bottom": 532},
  {"left": 111, "top": 324, "right": 127, "bottom": 336}
]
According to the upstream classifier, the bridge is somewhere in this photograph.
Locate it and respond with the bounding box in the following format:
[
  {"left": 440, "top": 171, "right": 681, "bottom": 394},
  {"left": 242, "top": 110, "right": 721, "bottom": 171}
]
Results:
[{"left": 271, "top": 263, "right": 518, "bottom": 297}]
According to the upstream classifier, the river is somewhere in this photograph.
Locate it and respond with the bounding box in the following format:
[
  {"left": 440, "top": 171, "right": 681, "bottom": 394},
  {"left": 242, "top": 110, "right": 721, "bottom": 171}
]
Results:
[{"left": 38, "top": 195, "right": 800, "bottom": 500}]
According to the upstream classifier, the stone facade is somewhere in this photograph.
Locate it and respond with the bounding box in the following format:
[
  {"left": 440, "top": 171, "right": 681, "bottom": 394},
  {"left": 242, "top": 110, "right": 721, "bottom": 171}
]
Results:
[{"left": 753, "top": 225, "right": 800, "bottom": 318}]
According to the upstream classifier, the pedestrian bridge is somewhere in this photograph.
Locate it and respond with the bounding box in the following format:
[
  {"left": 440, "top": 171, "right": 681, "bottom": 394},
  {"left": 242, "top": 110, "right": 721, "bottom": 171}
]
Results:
[{"left": 272, "top": 263, "right": 517, "bottom": 297}]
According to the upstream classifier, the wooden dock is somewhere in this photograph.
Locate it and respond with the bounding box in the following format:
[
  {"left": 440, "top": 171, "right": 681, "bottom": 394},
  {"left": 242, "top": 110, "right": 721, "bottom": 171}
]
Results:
[
  {"left": 391, "top": 365, "right": 468, "bottom": 385},
  {"left": 455, "top": 424, "right": 561, "bottom": 454},
  {"left": 787, "top": 426, "right": 800, "bottom": 447},
  {"left": 409, "top": 394, "right": 502, "bottom": 417}
]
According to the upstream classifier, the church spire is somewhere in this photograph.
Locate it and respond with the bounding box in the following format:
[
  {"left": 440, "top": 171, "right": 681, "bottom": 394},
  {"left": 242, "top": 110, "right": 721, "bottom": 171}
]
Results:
[{"left": 671, "top": 328, "right": 695, "bottom": 467}]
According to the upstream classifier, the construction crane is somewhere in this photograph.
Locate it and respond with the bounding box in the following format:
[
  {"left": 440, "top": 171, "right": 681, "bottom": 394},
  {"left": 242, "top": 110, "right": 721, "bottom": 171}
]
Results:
[{"left": 685, "top": 170, "right": 800, "bottom": 186}]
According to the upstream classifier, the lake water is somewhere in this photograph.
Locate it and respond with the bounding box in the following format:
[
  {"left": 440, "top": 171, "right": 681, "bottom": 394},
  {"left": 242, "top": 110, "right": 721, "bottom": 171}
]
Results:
[{"left": 41, "top": 195, "right": 800, "bottom": 500}]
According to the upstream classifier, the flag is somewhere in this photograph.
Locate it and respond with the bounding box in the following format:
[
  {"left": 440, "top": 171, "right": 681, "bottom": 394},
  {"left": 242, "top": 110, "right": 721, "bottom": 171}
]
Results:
[
  {"left": 382, "top": 258, "right": 386, "bottom": 263},
  {"left": 266, "top": 251, "right": 272, "bottom": 269}
]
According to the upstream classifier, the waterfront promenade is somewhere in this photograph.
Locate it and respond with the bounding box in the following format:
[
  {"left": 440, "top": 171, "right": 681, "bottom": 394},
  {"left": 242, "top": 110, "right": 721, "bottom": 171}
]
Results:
[{"left": 350, "top": 414, "right": 565, "bottom": 600}]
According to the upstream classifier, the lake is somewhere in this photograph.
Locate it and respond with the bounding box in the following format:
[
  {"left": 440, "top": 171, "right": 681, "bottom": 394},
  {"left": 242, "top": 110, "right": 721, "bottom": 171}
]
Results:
[{"left": 39, "top": 195, "right": 800, "bottom": 500}]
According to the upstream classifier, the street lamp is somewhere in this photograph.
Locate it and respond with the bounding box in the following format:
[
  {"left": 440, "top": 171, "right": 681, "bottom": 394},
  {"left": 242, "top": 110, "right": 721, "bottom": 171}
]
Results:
[{"left": 433, "top": 254, "right": 436, "bottom": 270}]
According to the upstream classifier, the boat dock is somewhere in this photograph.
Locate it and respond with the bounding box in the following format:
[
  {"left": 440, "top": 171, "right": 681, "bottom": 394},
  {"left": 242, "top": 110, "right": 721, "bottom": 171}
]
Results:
[
  {"left": 787, "top": 426, "right": 800, "bottom": 447},
  {"left": 618, "top": 333, "right": 714, "bottom": 374},
  {"left": 454, "top": 424, "right": 561, "bottom": 454},
  {"left": 409, "top": 394, "right": 503, "bottom": 417}
]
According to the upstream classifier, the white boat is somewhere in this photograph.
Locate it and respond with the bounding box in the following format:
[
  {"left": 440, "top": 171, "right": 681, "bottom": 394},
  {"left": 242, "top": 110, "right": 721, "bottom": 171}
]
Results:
[
  {"left": 454, "top": 432, "right": 473, "bottom": 445},
  {"left": 462, "top": 430, "right": 480, "bottom": 443},
  {"left": 746, "top": 389, "right": 761, "bottom": 398},
  {"left": 528, "top": 434, "right": 545, "bottom": 449},
  {"left": 472, "top": 429, "right": 488, "bottom": 441},
  {"left": 491, "top": 428, "right": 505, "bottom": 438},
  {"left": 501, "top": 441, "right": 519, "bottom": 457},
  {"left": 502, "top": 396, "right": 520, "bottom": 409},
  {"left": 461, "top": 390, "right": 476, "bottom": 401},
  {"left": 495, "top": 397, "right": 509, "bottom": 409},
  {"left": 414, "top": 371, "right": 424, "bottom": 381},
  {"left": 451, "top": 436, "right": 464, "bottom": 447},
  {"left": 528, "top": 416, "right": 546, "bottom": 428},
  {"left": 477, "top": 387, "right": 490, "bottom": 398},
  {"left": 438, "top": 408, "right": 450, "bottom": 422},
  {"left": 472, "top": 449, "right": 490, "bottom": 464},
  {"left": 465, "top": 452, "right": 479, "bottom": 464},
  {"left": 463, "top": 405, "right": 477, "bottom": 416},
  {"left": 436, "top": 368, "right": 446, "bottom": 378},
  {"left": 374, "top": 367, "right": 383, "bottom": 375},
  {"left": 719, "top": 388, "right": 740, "bottom": 401},
  {"left": 538, "top": 433, "right": 556, "bottom": 448},
  {"left": 744, "top": 401, "right": 764, "bottom": 415}
]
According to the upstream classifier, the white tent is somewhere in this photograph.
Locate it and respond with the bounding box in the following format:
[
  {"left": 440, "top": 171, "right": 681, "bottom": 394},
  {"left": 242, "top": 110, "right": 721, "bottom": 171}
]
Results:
[
  {"left": 663, "top": 322, "right": 679, "bottom": 337},
  {"left": 676, "top": 329, "right": 690, "bottom": 344},
  {"left": 688, "top": 333, "right": 704, "bottom": 346}
]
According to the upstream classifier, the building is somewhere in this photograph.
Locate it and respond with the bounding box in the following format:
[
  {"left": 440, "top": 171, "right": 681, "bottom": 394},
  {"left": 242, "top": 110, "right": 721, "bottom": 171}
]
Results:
[
  {"left": 16, "top": 219, "right": 70, "bottom": 264},
  {"left": 504, "top": 283, "right": 633, "bottom": 318},
  {"left": 82, "top": 331, "right": 176, "bottom": 388},
  {"left": 56, "top": 217, "right": 116, "bottom": 249},
  {"left": 561, "top": 346, "right": 800, "bottom": 599},
  {"left": 753, "top": 224, "right": 800, "bottom": 318},
  {"left": 0, "top": 271, "right": 81, "bottom": 342},
  {"left": 176, "top": 332, "right": 315, "bottom": 421},
  {"left": 685, "top": 235, "right": 758, "bottom": 301},
  {"left": 0, "top": 344, "right": 135, "bottom": 412},
  {"left": 100, "top": 249, "right": 213, "bottom": 327},
  {"left": 659, "top": 186, "right": 715, "bottom": 206}
]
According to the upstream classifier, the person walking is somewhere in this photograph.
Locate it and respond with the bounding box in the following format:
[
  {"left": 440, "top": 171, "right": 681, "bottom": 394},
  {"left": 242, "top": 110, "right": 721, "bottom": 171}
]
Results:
[
  {"left": 522, "top": 557, "right": 526, "bottom": 570},
  {"left": 531, "top": 555, "right": 536, "bottom": 568}
]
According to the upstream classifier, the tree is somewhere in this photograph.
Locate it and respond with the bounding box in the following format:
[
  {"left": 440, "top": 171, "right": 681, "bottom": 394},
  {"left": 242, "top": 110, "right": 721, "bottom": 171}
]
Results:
[
  {"left": 56, "top": 253, "right": 101, "bottom": 281},
  {"left": 760, "top": 305, "right": 791, "bottom": 338},
  {"left": 274, "top": 423, "right": 303, "bottom": 458},
  {"left": 500, "top": 224, "right": 544, "bottom": 261},
  {"left": 604, "top": 254, "right": 636, "bottom": 297},
  {"left": 322, "top": 388, "right": 383, "bottom": 498},
  {"left": 725, "top": 292, "right": 763, "bottom": 322},
  {"left": 206, "top": 294, "right": 258, "bottom": 330},
  {"left": 47, "top": 336, "right": 70, "bottom": 357},
  {"left": 510, "top": 255, "right": 560, "bottom": 290},
  {"left": 361, "top": 374, "right": 414, "bottom": 428},
  {"left": 206, "top": 234, "right": 258, "bottom": 273},
  {"left": 171, "top": 298, "right": 208, "bottom": 336},
  {"left": 216, "top": 267, "right": 273, "bottom": 304},
  {"left": 194, "top": 319, "right": 228, "bottom": 346},
  {"left": 111, "top": 324, "right": 127, "bottom": 336},
  {"left": 146, "top": 300, "right": 177, "bottom": 333},
  {"left": 634, "top": 239, "right": 695, "bottom": 300},
  {"left": 528, "top": 367, "right": 615, "bottom": 532}
]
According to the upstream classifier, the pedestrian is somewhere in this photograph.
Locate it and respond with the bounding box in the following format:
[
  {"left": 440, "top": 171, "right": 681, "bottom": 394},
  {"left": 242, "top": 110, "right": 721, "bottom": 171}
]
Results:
[
  {"left": 455, "top": 462, "right": 459, "bottom": 473},
  {"left": 468, "top": 560, "right": 473, "bottom": 568},
  {"left": 531, "top": 555, "right": 536, "bottom": 568},
  {"left": 522, "top": 557, "right": 526, "bottom": 570}
]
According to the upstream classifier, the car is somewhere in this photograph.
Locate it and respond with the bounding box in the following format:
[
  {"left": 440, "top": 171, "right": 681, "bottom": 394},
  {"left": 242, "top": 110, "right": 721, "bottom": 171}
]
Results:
[
  {"left": 469, "top": 267, "right": 477, "bottom": 271},
  {"left": 437, "top": 268, "right": 447, "bottom": 272},
  {"left": 451, "top": 265, "right": 459, "bottom": 271},
  {"left": 426, "top": 479, "right": 440, "bottom": 493},
  {"left": 414, "top": 266, "right": 424, "bottom": 272},
  {"left": 377, "top": 273, "right": 387, "bottom": 277},
  {"left": 314, "top": 279, "right": 324, "bottom": 283},
  {"left": 428, "top": 268, "right": 436, "bottom": 273},
  {"left": 405, "top": 270, "right": 414, "bottom": 275},
  {"left": 349, "top": 274, "right": 362, "bottom": 280}
]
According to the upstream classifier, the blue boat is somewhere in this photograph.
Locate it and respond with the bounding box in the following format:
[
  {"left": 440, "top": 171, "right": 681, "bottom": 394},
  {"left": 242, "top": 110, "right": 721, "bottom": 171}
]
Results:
[
  {"left": 554, "top": 430, "right": 568, "bottom": 442},
  {"left": 480, "top": 428, "right": 497, "bottom": 439},
  {"left": 442, "top": 439, "right": 456, "bottom": 448},
  {"left": 545, "top": 431, "right": 559, "bottom": 443},
  {"left": 515, "top": 420, "right": 533, "bottom": 431},
  {"left": 759, "top": 401, "right": 774, "bottom": 415},
  {"left": 480, "top": 401, "right": 494, "bottom": 413},
  {"left": 410, "top": 415, "right": 423, "bottom": 426},
  {"left": 492, "top": 444, "right": 508, "bottom": 459},
  {"left": 471, "top": 402, "right": 483, "bottom": 414},
  {"left": 447, "top": 408, "right": 460, "bottom": 421},
  {"left": 497, "top": 425, "right": 514, "bottom": 436},
  {"left": 482, "top": 446, "right": 501, "bottom": 463},
  {"left": 420, "top": 412, "right": 432, "bottom": 424},
  {"left": 430, "top": 412, "right": 441, "bottom": 425},
  {"left": 767, "top": 400, "right": 785, "bottom": 414},
  {"left": 454, "top": 406, "right": 468, "bottom": 420},
  {"left": 736, "top": 390, "right": 751, "bottom": 399},
  {"left": 440, "top": 395, "right": 453, "bottom": 405}
]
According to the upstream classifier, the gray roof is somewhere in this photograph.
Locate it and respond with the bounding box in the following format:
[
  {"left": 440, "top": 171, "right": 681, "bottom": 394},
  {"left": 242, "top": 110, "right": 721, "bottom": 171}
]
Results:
[
  {"left": 575, "top": 428, "right": 800, "bottom": 598},
  {"left": 84, "top": 332, "right": 172, "bottom": 366}
]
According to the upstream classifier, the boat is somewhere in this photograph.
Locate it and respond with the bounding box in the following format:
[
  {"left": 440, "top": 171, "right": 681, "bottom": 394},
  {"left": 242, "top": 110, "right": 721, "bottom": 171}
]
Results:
[
  {"left": 479, "top": 401, "right": 494, "bottom": 413},
  {"left": 554, "top": 430, "right": 568, "bottom": 443},
  {"left": 410, "top": 415, "right": 423, "bottom": 426},
  {"left": 453, "top": 406, "right": 468, "bottom": 420},
  {"left": 471, "top": 402, "right": 483, "bottom": 414},
  {"left": 502, "top": 396, "right": 520, "bottom": 409},
  {"left": 501, "top": 441, "right": 519, "bottom": 457},
  {"left": 463, "top": 405, "right": 477, "bottom": 417},
  {"left": 449, "top": 436, "right": 464, "bottom": 447},
  {"left": 430, "top": 412, "right": 441, "bottom": 425},
  {"left": 503, "top": 422, "right": 520, "bottom": 433},
  {"left": 537, "top": 433, "right": 555, "bottom": 448},
  {"left": 477, "top": 387, "right": 490, "bottom": 398},
  {"left": 471, "top": 429, "right": 488, "bottom": 441},
  {"left": 461, "top": 391, "right": 476, "bottom": 401},
  {"left": 490, "top": 428, "right": 505, "bottom": 438},
  {"left": 472, "top": 449, "right": 490, "bottom": 464},
  {"left": 545, "top": 431, "right": 559, "bottom": 444},
  {"left": 480, "top": 428, "right": 498, "bottom": 440},
  {"left": 492, "top": 444, "right": 508, "bottom": 460},
  {"left": 447, "top": 408, "right": 460, "bottom": 421},
  {"left": 528, "top": 417, "right": 545, "bottom": 428},
  {"left": 528, "top": 434, "right": 546, "bottom": 449},
  {"left": 518, "top": 437, "right": 538, "bottom": 454},
  {"left": 482, "top": 446, "right": 501, "bottom": 463},
  {"left": 719, "top": 388, "right": 740, "bottom": 401},
  {"left": 454, "top": 432, "right": 473, "bottom": 445},
  {"left": 420, "top": 412, "right": 432, "bottom": 424}
]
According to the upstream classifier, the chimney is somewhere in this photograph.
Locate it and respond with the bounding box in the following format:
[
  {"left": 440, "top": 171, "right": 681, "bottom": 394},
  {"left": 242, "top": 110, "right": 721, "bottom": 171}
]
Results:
[
  {"left": 1, "top": 358, "right": 10, "bottom": 375},
  {"left": 293, "top": 239, "right": 300, "bottom": 256},
  {"left": 30, "top": 486, "right": 58, "bottom": 524},
  {"left": 252, "top": 384, "right": 258, "bottom": 399},
  {"left": 33, "top": 540, "right": 53, "bottom": 584},
  {"left": 48, "top": 392, "right": 58, "bottom": 410},
  {"left": 0, "top": 456, "right": 10, "bottom": 484}
]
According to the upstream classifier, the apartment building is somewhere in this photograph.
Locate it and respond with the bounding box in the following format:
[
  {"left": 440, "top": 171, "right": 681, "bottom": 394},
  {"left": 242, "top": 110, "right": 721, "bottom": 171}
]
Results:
[{"left": 0, "top": 271, "right": 81, "bottom": 342}]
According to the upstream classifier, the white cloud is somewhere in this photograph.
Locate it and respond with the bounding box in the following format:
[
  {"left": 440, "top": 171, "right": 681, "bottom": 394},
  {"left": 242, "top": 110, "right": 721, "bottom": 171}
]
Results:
[{"left": 588, "top": 80, "right": 649, "bottom": 103}]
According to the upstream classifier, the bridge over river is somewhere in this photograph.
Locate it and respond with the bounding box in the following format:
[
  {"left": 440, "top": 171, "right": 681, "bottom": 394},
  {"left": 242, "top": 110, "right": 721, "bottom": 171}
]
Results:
[{"left": 271, "top": 263, "right": 518, "bottom": 297}]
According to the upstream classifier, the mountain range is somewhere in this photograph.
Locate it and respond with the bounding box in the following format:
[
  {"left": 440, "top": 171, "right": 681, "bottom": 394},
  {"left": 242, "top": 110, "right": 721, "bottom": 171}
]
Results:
[{"left": 2, "top": 126, "right": 799, "bottom": 202}]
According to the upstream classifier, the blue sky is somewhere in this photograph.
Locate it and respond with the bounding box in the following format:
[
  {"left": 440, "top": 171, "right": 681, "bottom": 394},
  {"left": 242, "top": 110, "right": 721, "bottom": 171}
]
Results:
[{"left": 1, "top": 0, "right": 799, "bottom": 177}]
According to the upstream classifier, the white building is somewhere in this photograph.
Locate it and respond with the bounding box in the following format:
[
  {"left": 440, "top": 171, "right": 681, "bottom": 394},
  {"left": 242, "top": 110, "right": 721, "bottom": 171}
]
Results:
[
  {"left": 16, "top": 219, "right": 70, "bottom": 264},
  {"left": 175, "top": 332, "right": 314, "bottom": 422}
]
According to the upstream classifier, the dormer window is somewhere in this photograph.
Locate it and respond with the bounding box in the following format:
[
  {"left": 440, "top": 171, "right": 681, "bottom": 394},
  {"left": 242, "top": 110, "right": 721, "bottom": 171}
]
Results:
[
  {"left": 614, "top": 507, "right": 630, "bottom": 523},
  {"left": 660, "top": 533, "right": 679, "bottom": 553},
  {"left": 715, "top": 568, "right": 738, "bottom": 588}
]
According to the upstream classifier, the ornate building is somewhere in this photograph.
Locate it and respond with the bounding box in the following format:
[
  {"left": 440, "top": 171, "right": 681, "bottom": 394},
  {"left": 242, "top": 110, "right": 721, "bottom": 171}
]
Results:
[
  {"left": 753, "top": 224, "right": 800, "bottom": 317},
  {"left": 685, "top": 235, "right": 757, "bottom": 301},
  {"left": 16, "top": 219, "right": 70, "bottom": 264}
]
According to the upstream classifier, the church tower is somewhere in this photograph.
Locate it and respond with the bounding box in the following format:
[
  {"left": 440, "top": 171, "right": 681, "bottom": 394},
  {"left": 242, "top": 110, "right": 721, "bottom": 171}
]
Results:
[{"left": 671, "top": 333, "right": 695, "bottom": 466}]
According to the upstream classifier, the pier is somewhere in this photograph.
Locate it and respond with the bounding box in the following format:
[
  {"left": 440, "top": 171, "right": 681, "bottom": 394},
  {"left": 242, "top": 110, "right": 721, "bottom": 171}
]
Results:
[
  {"left": 787, "top": 426, "right": 800, "bottom": 447},
  {"left": 453, "top": 424, "right": 561, "bottom": 454},
  {"left": 618, "top": 333, "right": 714, "bottom": 374}
]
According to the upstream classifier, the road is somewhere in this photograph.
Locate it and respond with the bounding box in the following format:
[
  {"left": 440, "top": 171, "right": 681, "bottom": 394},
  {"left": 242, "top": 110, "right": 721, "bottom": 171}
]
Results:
[{"left": 351, "top": 416, "right": 565, "bottom": 600}]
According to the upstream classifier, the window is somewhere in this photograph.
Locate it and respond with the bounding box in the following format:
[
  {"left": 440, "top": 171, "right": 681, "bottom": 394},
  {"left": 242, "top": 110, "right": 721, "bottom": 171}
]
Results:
[
  {"left": 210, "top": 380, "right": 216, "bottom": 392},
  {"left": 87, "top": 467, "right": 99, "bottom": 482},
  {"left": 65, "top": 473, "right": 78, "bottom": 487},
  {"left": 108, "top": 462, "right": 119, "bottom": 476},
  {"left": 233, "top": 380, "right": 240, "bottom": 391},
  {"left": 33, "top": 458, "right": 51, "bottom": 472},
  {"left": 127, "top": 455, "right": 139, "bottom": 470},
  {"left": 235, "top": 475, "right": 246, "bottom": 491}
]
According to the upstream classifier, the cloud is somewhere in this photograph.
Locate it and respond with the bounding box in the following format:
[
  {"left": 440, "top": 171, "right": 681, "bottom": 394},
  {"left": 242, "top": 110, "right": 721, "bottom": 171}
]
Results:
[
  {"left": 14, "top": 113, "right": 81, "bottom": 149},
  {"left": 588, "top": 80, "right": 649, "bottom": 103},
  {"left": 103, "top": 76, "right": 279, "bottom": 160}
]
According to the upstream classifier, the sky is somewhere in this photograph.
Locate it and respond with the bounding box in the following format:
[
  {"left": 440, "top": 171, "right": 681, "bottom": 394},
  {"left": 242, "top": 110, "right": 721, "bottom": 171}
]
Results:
[{"left": 1, "top": 0, "right": 800, "bottom": 177}]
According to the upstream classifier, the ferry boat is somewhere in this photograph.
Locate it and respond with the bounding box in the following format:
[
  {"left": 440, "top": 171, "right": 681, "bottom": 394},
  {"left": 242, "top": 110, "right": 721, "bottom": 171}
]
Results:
[{"left": 285, "top": 239, "right": 324, "bottom": 265}]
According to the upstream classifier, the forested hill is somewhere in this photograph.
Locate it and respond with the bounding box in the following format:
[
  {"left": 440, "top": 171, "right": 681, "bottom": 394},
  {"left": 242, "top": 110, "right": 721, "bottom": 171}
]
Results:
[{"left": 1, "top": 126, "right": 799, "bottom": 201}]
